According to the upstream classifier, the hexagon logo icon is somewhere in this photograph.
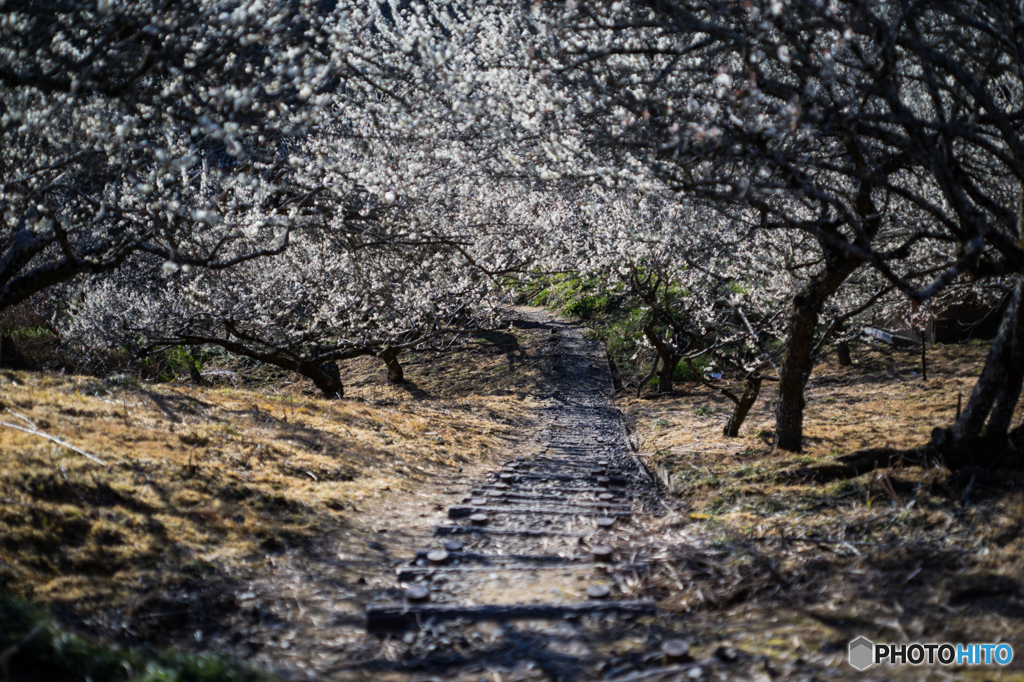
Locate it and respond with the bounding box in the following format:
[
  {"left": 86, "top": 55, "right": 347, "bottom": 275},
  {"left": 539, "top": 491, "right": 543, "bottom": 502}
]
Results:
[{"left": 849, "top": 636, "right": 875, "bottom": 670}]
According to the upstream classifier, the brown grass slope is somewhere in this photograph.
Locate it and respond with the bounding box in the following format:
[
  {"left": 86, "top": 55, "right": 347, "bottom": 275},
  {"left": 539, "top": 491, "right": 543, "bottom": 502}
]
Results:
[
  {"left": 0, "top": 324, "right": 545, "bottom": 646},
  {"left": 622, "top": 341, "right": 1024, "bottom": 679}
]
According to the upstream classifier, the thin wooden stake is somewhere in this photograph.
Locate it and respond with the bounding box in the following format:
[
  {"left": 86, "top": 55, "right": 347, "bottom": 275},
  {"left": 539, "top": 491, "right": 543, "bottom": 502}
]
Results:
[{"left": 920, "top": 330, "right": 928, "bottom": 381}]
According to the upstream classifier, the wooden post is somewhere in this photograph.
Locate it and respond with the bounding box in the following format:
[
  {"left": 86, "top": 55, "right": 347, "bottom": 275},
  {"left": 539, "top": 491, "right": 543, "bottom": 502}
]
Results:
[{"left": 920, "top": 330, "right": 927, "bottom": 381}]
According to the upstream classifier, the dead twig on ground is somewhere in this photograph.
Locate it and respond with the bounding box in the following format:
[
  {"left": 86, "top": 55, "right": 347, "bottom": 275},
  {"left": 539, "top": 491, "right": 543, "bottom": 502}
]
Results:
[{"left": 0, "top": 410, "right": 109, "bottom": 466}]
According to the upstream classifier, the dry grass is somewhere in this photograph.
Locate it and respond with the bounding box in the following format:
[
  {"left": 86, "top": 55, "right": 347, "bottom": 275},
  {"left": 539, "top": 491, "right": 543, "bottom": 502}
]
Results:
[
  {"left": 0, "top": 325, "right": 546, "bottom": 637},
  {"left": 622, "top": 341, "right": 1024, "bottom": 678},
  {"left": 6, "top": 317, "right": 1024, "bottom": 679}
]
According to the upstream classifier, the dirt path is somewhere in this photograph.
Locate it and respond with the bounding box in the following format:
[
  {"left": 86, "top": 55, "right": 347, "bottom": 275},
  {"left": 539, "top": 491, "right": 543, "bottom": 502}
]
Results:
[{"left": 220, "top": 308, "right": 699, "bottom": 681}]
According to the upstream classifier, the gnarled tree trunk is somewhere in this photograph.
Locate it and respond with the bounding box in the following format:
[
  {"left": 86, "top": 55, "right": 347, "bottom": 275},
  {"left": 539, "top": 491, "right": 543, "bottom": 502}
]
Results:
[
  {"left": 936, "top": 276, "right": 1024, "bottom": 468},
  {"left": 378, "top": 347, "right": 405, "bottom": 384},
  {"left": 724, "top": 375, "right": 763, "bottom": 437},
  {"left": 644, "top": 323, "right": 680, "bottom": 394},
  {"left": 187, "top": 346, "right": 205, "bottom": 386},
  {"left": 303, "top": 361, "right": 343, "bottom": 399},
  {"left": 774, "top": 261, "right": 861, "bottom": 452},
  {"left": 657, "top": 356, "right": 679, "bottom": 393},
  {"left": 775, "top": 145, "right": 883, "bottom": 452},
  {"left": 837, "top": 340, "right": 852, "bottom": 366}
]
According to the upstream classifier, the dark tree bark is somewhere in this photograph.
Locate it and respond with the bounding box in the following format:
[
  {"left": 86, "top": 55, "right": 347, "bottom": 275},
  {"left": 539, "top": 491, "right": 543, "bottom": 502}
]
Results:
[
  {"left": 657, "top": 356, "right": 679, "bottom": 393},
  {"left": 187, "top": 346, "right": 205, "bottom": 386},
  {"left": 774, "top": 142, "right": 883, "bottom": 452},
  {"left": 837, "top": 341, "right": 852, "bottom": 367},
  {"left": 644, "top": 324, "right": 680, "bottom": 394},
  {"left": 303, "top": 361, "right": 343, "bottom": 398},
  {"left": 379, "top": 347, "right": 405, "bottom": 384},
  {"left": 926, "top": 277, "right": 1024, "bottom": 470},
  {"left": 608, "top": 354, "right": 623, "bottom": 391},
  {"left": 723, "top": 375, "right": 763, "bottom": 437},
  {"left": 950, "top": 280, "right": 1021, "bottom": 446},
  {"left": 933, "top": 278, "right": 1024, "bottom": 468},
  {"left": 987, "top": 341, "right": 1024, "bottom": 442},
  {"left": 774, "top": 261, "right": 861, "bottom": 452},
  {"left": 0, "top": 334, "right": 13, "bottom": 367}
]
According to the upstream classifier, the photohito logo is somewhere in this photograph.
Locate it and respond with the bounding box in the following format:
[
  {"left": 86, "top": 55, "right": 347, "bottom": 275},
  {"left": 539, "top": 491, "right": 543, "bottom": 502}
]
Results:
[
  {"left": 848, "top": 637, "right": 1013, "bottom": 669},
  {"left": 849, "top": 637, "right": 874, "bottom": 671}
]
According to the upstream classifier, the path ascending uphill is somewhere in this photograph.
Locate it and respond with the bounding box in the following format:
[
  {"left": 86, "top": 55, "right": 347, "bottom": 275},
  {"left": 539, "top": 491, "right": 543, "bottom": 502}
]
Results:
[{"left": 357, "top": 309, "right": 669, "bottom": 680}]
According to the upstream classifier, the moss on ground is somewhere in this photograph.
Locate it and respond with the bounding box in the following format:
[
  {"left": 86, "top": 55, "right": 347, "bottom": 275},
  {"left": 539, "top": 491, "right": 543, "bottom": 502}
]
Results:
[{"left": 0, "top": 591, "right": 275, "bottom": 682}]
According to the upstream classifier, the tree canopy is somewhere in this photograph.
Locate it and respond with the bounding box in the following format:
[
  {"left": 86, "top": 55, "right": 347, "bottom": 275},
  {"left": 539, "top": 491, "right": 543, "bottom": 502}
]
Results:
[{"left": 4, "top": 0, "right": 1024, "bottom": 467}]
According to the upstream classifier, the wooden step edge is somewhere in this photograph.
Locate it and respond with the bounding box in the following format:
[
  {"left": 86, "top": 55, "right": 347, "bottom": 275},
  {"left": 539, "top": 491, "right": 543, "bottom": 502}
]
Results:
[{"left": 365, "top": 599, "right": 657, "bottom": 632}]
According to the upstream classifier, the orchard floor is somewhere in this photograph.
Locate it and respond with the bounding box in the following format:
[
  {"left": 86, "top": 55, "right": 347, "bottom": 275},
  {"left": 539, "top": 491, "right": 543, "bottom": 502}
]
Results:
[
  {"left": 623, "top": 340, "right": 1024, "bottom": 681},
  {"left": 1, "top": 321, "right": 1023, "bottom": 681}
]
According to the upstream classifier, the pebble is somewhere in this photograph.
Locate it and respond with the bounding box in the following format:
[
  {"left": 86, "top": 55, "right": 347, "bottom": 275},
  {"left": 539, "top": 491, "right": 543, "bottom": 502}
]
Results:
[
  {"left": 405, "top": 585, "right": 430, "bottom": 602},
  {"left": 663, "top": 638, "right": 692, "bottom": 662}
]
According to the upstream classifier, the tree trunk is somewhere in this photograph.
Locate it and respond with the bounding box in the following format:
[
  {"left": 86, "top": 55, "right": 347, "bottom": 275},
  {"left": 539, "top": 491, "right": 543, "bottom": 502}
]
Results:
[
  {"left": 724, "top": 376, "right": 763, "bottom": 437},
  {"left": 774, "top": 261, "right": 861, "bottom": 452},
  {"left": 837, "top": 341, "right": 852, "bottom": 366},
  {"left": 304, "top": 361, "right": 343, "bottom": 398},
  {"left": 984, "top": 287, "right": 1024, "bottom": 442},
  {"left": 187, "top": 346, "right": 205, "bottom": 386},
  {"left": 643, "top": 323, "right": 678, "bottom": 394},
  {"left": 0, "top": 334, "right": 13, "bottom": 367},
  {"left": 379, "top": 347, "right": 404, "bottom": 384},
  {"left": 608, "top": 354, "right": 623, "bottom": 391},
  {"left": 657, "top": 356, "right": 678, "bottom": 393},
  {"left": 775, "top": 145, "right": 881, "bottom": 452},
  {"left": 951, "top": 279, "right": 1021, "bottom": 445},
  {"left": 932, "top": 278, "right": 1024, "bottom": 469}
]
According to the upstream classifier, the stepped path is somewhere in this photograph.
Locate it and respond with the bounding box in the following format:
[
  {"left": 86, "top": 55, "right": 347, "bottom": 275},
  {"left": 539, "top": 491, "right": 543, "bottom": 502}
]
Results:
[
  {"left": 232, "top": 309, "right": 720, "bottom": 681},
  {"left": 361, "top": 310, "right": 662, "bottom": 667}
]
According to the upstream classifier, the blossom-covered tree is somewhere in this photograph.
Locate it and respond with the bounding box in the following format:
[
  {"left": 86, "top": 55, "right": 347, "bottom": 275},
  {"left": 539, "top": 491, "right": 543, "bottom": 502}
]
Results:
[
  {"left": 529, "top": 0, "right": 1024, "bottom": 461},
  {"left": 18, "top": 0, "right": 563, "bottom": 392},
  {"left": 0, "top": 0, "right": 370, "bottom": 310}
]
